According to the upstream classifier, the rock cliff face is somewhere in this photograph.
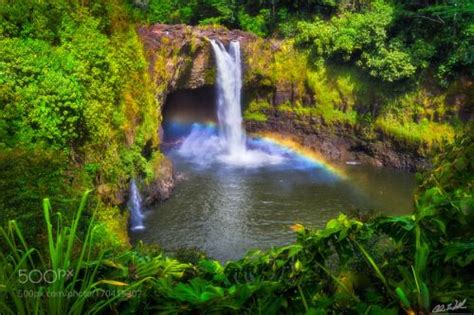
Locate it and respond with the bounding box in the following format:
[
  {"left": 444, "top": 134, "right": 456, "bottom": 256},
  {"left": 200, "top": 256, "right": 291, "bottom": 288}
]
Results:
[
  {"left": 139, "top": 24, "right": 258, "bottom": 98},
  {"left": 246, "top": 111, "right": 429, "bottom": 171},
  {"left": 139, "top": 24, "right": 312, "bottom": 106},
  {"left": 142, "top": 157, "right": 175, "bottom": 206},
  {"left": 138, "top": 25, "right": 259, "bottom": 205},
  {"left": 138, "top": 24, "right": 433, "bottom": 171}
]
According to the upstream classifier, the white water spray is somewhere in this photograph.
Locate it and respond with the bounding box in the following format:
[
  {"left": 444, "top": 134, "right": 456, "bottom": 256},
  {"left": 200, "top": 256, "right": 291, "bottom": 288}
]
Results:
[
  {"left": 179, "top": 40, "right": 283, "bottom": 167},
  {"left": 128, "top": 179, "right": 144, "bottom": 231}
]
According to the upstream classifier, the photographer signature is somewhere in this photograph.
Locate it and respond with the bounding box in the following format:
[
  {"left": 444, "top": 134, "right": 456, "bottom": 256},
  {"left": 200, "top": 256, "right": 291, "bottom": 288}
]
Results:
[{"left": 432, "top": 298, "right": 468, "bottom": 313}]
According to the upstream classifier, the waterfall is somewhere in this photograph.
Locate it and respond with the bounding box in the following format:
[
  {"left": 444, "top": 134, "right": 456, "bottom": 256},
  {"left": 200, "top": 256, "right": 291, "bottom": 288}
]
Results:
[
  {"left": 178, "top": 39, "right": 283, "bottom": 167},
  {"left": 210, "top": 40, "right": 246, "bottom": 157},
  {"left": 128, "top": 179, "right": 144, "bottom": 231}
]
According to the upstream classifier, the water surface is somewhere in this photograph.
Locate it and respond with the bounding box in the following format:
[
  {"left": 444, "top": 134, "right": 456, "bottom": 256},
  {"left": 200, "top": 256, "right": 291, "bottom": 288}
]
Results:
[
  {"left": 132, "top": 145, "right": 415, "bottom": 261},
  {"left": 131, "top": 40, "right": 415, "bottom": 261}
]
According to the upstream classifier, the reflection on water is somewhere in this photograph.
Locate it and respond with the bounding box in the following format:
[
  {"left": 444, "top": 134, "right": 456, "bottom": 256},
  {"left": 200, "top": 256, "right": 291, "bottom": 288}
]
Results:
[{"left": 132, "top": 142, "right": 416, "bottom": 261}]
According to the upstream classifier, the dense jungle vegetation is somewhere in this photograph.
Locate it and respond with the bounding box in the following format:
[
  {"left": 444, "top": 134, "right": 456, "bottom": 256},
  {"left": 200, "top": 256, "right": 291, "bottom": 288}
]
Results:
[
  {"left": 142, "top": 0, "right": 473, "bottom": 82},
  {"left": 0, "top": 0, "right": 472, "bottom": 313},
  {"left": 1, "top": 127, "right": 473, "bottom": 314},
  {"left": 0, "top": 0, "right": 163, "bottom": 245},
  {"left": 143, "top": 0, "right": 473, "bottom": 148}
]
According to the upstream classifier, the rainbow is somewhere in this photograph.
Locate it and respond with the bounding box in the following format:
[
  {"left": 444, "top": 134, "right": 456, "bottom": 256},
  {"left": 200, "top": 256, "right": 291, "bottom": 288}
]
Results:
[
  {"left": 165, "top": 121, "right": 346, "bottom": 178},
  {"left": 254, "top": 132, "right": 347, "bottom": 178},
  {"left": 167, "top": 120, "right": 217, "bottom": 128}
]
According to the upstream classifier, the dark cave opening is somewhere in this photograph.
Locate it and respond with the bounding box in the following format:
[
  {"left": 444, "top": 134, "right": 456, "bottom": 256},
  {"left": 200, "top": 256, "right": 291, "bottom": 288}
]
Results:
[{"left": 162, "top": 86, "right": 217, "bottom": 143}]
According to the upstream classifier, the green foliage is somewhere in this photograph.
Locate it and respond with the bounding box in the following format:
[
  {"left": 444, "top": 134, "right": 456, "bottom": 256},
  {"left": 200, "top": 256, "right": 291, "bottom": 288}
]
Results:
[
  {"left": 304, "top": 66, "right": 361, "bottom": 125},
  {"left": 278, "top": 102, "right": 358, "bottom": 126},
  {"left": 173, "top": 247, "right": 208, "bottom": 264},
  {"left": 244, "top": 111, "right": 268, "bottom": 122},
  {"left": 244, "top": 39, "right": 460, "bottom": 146},
  {"left": 0, "top": 148, "right": 87, "bottom": 244},
  {"left": 0, "top": 38, "right": 84, "bottom": 147},
  {"left": 415, "top": 124, "right": 474, "bottom": 234},
  {"left": 148, "top": 0, "right": 174, "bottom": 23},
  {"left": 0, "top": 1, "right": 471, "bottom": 312},
  {"left": 361, "top": 46, "right": 416, "bottom": 82},
  {"left": 0, "top": 192, "right": 148, "bottom": 314},
  {"left": 375, "top": 116, "right": 455, "bottom": 147},
  {"left": 244, "top": 100, "right": 271, "bottom": 122},
  {"left": 0, "top": 0, "right": 68, "bottom": 41},
  {"left": 132, "top": 0, "right": 473, "bottom": 83},
  {"left": 293, "top": 0, "right": 472, "bottom": 83},
  {"left": 238, "top": 9, "right": 270, "bottom": 37},
  {"left": 405, "top": 0, "right": 474, "bottom": 83},
  {"left": 296, "top": 0, "right": 394, "bottom": 58},
  {"left": 0, "top": 0, "right": 161, "bottom": 246},
  {"left": 295, "top": 0, "right": 425, "bottom": 82},
  {"left": 146, "top": 0, "right": 235, "bottom": 25},
  {"left": 1, "top": 129, "right": 472, "bottom": 313},
  {"left": 245, "top": 39, "right": 308, "bottom": 104}
]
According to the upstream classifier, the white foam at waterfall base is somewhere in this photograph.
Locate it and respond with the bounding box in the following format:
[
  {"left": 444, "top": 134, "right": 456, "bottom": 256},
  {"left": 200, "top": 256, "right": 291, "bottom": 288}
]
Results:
[
  {"left": 178, "top": 40, "right": 284, "bottom": 167},
  {"left": 128, "top": 179, "right": 145, "bottom": 231}
]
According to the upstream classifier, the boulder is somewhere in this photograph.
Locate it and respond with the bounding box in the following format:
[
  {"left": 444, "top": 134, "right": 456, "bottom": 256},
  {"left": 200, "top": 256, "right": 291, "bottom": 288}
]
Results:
[{"left": 142, "top": 157, "right": 175, "bottom": 206}]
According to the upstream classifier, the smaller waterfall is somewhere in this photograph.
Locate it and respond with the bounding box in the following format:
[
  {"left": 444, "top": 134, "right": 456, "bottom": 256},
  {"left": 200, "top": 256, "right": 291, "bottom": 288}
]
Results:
[{"left": 128, "top": 179, "right": 145, "bottom": 231}]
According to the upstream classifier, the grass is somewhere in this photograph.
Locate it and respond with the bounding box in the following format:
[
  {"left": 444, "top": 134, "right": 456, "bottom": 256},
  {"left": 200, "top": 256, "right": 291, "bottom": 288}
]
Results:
[
  {"left": 277, "top": 102, "right": 357, "bottom": 126},
  {"left": 375, "top": 116, "right": 456, "bottom": 147},
  {"left": 0, "top": 191, "right": 143, "bottom": 315},
  {"left": 244, "top": 111, "right": 268, "bottom": 122},
  {"left": 243, "top": 100, "right": 272, "bottom": 122}
]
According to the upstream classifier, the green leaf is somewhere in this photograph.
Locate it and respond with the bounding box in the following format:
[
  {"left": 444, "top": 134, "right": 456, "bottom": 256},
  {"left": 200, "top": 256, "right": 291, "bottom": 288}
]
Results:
[
  {"left": 395, "top": 287, "right": 411, "bottom": 309},
  {"left": 295, "top": 259, "right": 303, "bottom": 272}
]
